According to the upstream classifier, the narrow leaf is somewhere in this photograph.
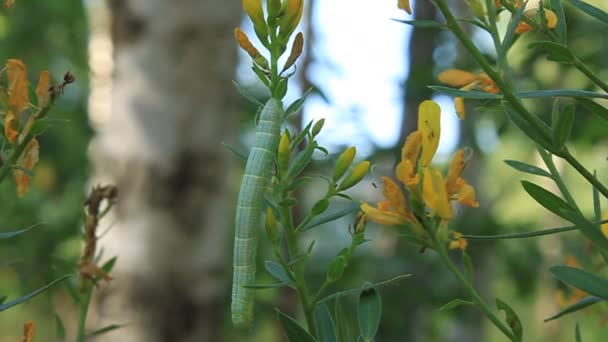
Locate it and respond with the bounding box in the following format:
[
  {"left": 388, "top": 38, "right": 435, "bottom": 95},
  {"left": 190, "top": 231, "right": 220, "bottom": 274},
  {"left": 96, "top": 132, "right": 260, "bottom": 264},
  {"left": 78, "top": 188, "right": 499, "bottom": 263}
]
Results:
[
  {"left": 544, "top": 296, "right": 602, "bottom": 322},
  {"left": 568, "top": 0, "right": 608, "bottom": 24},
  {"left": 232, "top": 80, "right": 264, "bottom": 106},
  {"left": 276, "top": 309, "right": 317, "bottom": 342},
  {"left": 357, "top": 284, "right": 382, "bottom": 341},
  {"left": 222, "top": 142, "right": 247, "bottom": 162},
  {"left": 87, "top": 324, "right": 126, "bottom": 337},
  {"left": 0, "top": 274, "right": 72, "bottom": 311},
  {"left": 429, "top": 86, "right": 502, "bottom": 99},
  {"left": 391, "top": 19, "right": 445, "bottom": 28},
  {"left": 301, "top": 202, "right": 360, "bottom": 232},
  {"left": 550, "top": 266, "right": 608, "bottom": 300},
  {"left": 575, "top": 323, "right": 583, "bottom": 342},
  {"left": 504, "top": 160, "right": 551, "bottom": 177},
  {"left": 552, "top": 103, "right": 575, "bottom": 147},
  {"left": 577, "top": 98, "right": 608, "bottom": 123},
  {"left": 284, "top": 88, "right": 312, "bottom": 119},
  {"left": 315, "top": 303, "right": 337, "bottom": 342},
  {"left": 496, "top": 298, "right": 523, "bottom": 342},
  {"left": 529, "top": 42, "right": 573, "bottom": 63},
  {"left": 517, "top": 89, "right": 608, "bottom": 100},
  {"left": 439, "top": 298, "right": 474, "bottom": 311},
  {"left": 0, "top": 223, "right": 42, "bottom": 239},
  {"left": 265, "top": 260, "right": 294, "bottom": 284},
  {"left": 503, "top": 103, "right": 556, "bottom": 154},
  {"left": 244, "top": 282, "right": 291, "bottom": 289},
  {"left": 55, "top": 313, "right": 66, "bottom": 341},
  {"left": 521, "top": 181, "right": 579, "bottom": 223},
  {"left": 318, "top": 274, "right": 411, "bottom": 305}
]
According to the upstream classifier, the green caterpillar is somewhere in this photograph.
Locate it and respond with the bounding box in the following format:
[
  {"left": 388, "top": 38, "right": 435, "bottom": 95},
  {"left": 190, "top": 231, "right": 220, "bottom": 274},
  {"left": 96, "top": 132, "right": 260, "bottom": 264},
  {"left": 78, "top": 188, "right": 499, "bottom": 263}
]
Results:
[{"left": 232, "top": 98, "right": 282, "bottom": 328}]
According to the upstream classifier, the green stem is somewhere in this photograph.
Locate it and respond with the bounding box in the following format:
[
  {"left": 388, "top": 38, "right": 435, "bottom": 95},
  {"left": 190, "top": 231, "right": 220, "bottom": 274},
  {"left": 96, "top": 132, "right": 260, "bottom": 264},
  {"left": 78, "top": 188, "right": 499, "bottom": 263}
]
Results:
[
  {"left": 76, "top": 283, "right": 93, "bottom": 342},
  {"left": 434, "top": 241, "right": 515, "bottom": 340},
  {"left": 572, "top": 58, "right": 608, "bottom": 93},
  {"left": 281, "top": 205, "right": 317, "bottom": 337},
  {"left": 463, "top": 226, "right": 576, "bottom": 240},
  {"left": 537, "top": 147, "right": 580, "bottom": 211},
  {"left": 433, "top": 0, "right": 608, "bottom": 200},
  {"left": 0, "top": 133, "right": 35, "bottom": 183}
]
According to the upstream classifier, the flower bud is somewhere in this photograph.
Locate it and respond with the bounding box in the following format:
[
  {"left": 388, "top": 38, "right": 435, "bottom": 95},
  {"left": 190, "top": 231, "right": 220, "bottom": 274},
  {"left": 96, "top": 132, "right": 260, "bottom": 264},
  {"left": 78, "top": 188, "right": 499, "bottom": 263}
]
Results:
[
  {"left": 338, "top": 161, "right": 370, "bottom": 191},
  {"left": 282, "top": 32, "right": 304, "bottom": 73},
  {"left": 265, "top": 207, "right": 279, "bottom": 245},
  {"left": 311, "top": 118, "right": 324, "bottom": 137},
  {"left": 278, "top": 0, "right": 303, "bottom": 41},
  {"left": 333, "top": 146, "right": 356, "bottom": 182},
  {"left": 277, "top": 131, "right": 291, "bottom": 175},
  {"left": 234, "top": 28, "right": 269, "bottom": 69},
  {"left": 243, "top": 0, "right": 269, "bottom": 43}
]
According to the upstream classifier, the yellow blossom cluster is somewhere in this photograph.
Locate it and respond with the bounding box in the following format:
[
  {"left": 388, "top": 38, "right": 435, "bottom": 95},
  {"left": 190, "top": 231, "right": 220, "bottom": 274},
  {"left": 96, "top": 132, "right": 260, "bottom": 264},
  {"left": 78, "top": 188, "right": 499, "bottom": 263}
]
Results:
[{"left": 361, "top": 100, "right": 479, "bottom": 248}]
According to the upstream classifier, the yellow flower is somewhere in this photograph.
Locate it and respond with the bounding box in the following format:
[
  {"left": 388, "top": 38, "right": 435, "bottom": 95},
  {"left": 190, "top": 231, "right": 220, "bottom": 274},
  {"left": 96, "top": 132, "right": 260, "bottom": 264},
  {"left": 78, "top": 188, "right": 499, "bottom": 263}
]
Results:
[
  {"left": 515, "top": 8, "right": 557, "bottom": 35},
  {"left": 398, "top": 0, "right": 412, "bottom": 14},
  {"left": 22, "top": 321, "right": 35, "bottom": 342},
  {"left": 242, "top": 0, "right": 268, "bottom": 38},
  {"left": 601, "top": 212, "right": 608, "bottom": 239},
  {"left": 279, "top": 0, "right": 304, "bottom": 39},
  {"left": 13, "top": 139, "right": 39, "bottom": 197},
  {"left": 455, "top": 182, "right": 480, "bottom": 208},
  {"left": 360, "top": 177, "right": 421, "bottom": 232},
  {"left": 423, "top": 167, "right": 452, "bottom": 220},
  {"left": 448, "top": 231, "right": 468, "bottom": 251},
  {"left": 418, "top": 100, "right": 441, "bottom": 167},
  {"left": 5, "top": 59, "right": 29, "bottom": 143},
  {"left": 438, "top": 69, "right": 499, "bottom": 119},
  {"left": 395, "top": 131, "right": 421, "bottom": 188}
]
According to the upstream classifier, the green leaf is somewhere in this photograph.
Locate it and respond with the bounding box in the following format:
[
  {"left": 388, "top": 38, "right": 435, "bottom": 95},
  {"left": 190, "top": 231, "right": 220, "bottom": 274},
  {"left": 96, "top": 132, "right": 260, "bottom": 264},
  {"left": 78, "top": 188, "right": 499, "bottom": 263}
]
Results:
[
  {"left": 30, "top": 118, "right": 48, "bottom": 136},
  {"left": 87, "top": 324, "right": 126, "bottom": 337},
  {"left": 550, "top": 0, "right": 567, "bottom": 44},
  {"left": 502, "top": 4, "right": 527, "bottom": 53},
  {"left": 439, "top": 298, "right": 474, "bottom": 311},
  {"left": 568, "top": 0, "right": 608, "bottom": 24},
  {"left": 503, "top": 103, "right": 556, "bottom": 154},
  {"left": 232, "top": 80, "right": 264, "bottom": 106},
  {"left": 552, "top": 103, "right": 575, "bottom": 147},
  {"left": 276, "top": 309, "right": 317, "bottom": 342},
  {"left": 529, "top": 41, "right": 573, "bottom": 63},
  {"left": 357, "top": 284, "right": 382, "bottom": 341},
  {"left": 101, "top": 256, "right": 118, "bottom": 273},
  {"left": 284, "top": 88, "right": 312, "bottom": 119},
  {"left": 462, "top": 252, "right": 473, "bottom": 284},
  {"left": 577, "top": 98, "right": 608, "bottom": 123},
  {"left": 575, "top": 323, "right": 583, "bottom": 342},
  {"left": 496, "top": 298, "right": 523, "bottom": 342},
  {"left": 326, "top": 256, "right": 346, "bottom": 283},
  {"left": 265, "top": 260, "right": 294, "bottom": 284},
  {"left": 0, "top": 296, "right": 6, "bottom": 304},
  {"left": 55, "top": 313, "right": 66, "bottom": 341},
  {"left": 318, "top": 274, "right": 411, "bottom": 305},
  {"left": 244, "top": 282, "right": 291, "bottom": 289},
  {"left": 521, "top": 181, "right": 579, "bottom": 223},
  {"left": 0, "top": 274, "right": 72, "bottom": 311},
  {"left": 517, "top": 89, "right": 608, "bottom": 100},
  {"left": 315, "top": 303, "right": 337, "bottom": 342},
  {"left": 0, "top": 223, "right": 43, "bottom": 239},
  {"left": 222, "top": 142, "right": 247, "bottom": 162},
  {"left": 504, "top": 160, "right": 551, "bottom": 177},
  {"left": 429, "top": 86, "right": 502, "bottom": 99},
  {"left": 550, "top": 266, "right": 608, "bottom": 300},
  {"left": 544, "top": 296, "right": 602, "bottom": 322},
  {"left": 391, "top": 19, "right": 445, "bottom": 28},
  {"left": 301, "top": 202, "right": 360, "bottom": 232}
]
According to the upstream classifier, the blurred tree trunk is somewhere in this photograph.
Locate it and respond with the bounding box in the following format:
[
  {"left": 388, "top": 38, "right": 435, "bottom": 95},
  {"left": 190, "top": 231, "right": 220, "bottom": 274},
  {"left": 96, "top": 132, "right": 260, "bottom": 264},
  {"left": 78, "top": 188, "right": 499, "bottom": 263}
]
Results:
[{"left": 89, "top": 1, "right": 241, "bottom": 341}]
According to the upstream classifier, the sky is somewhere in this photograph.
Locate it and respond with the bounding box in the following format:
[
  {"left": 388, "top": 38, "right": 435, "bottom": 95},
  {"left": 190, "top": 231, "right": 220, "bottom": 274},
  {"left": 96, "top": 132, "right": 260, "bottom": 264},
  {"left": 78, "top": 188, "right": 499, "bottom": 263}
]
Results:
[{"left": 239, "top": 0, "right": 461, "bottom": 158}]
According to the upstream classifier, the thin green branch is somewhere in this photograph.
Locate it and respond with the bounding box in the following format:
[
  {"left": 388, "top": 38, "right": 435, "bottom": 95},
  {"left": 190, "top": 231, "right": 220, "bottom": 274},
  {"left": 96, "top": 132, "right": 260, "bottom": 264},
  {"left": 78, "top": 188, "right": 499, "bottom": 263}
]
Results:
[
  {"left": 537, "top": 147, "right": 580, "bottom": 211},
  {"left": 462, "top": 219, "right": 608, "bottom": 240}
]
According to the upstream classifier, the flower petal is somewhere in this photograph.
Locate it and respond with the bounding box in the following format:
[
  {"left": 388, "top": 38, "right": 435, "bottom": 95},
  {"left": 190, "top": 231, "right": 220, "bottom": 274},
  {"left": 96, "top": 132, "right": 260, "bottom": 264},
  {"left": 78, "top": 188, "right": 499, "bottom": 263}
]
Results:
[
  {"left": 360, "top": 202, "right": 408, "bottom": 226},
  {"left": 438, "top": 69, "right": 479, "bottom": 87},
  {"left": 418, "top": 100, "right": 441, "bottom": 167},
  {"left": 423, "top": 167, "right": 452, "bottom": 220}
]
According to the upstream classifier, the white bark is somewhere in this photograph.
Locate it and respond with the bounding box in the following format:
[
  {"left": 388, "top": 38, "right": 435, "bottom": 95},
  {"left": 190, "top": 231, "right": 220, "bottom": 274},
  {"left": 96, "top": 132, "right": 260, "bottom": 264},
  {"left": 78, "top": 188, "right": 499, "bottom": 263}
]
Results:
[{"left": 89, "top": 1, "right": 241, "bottom": 340}]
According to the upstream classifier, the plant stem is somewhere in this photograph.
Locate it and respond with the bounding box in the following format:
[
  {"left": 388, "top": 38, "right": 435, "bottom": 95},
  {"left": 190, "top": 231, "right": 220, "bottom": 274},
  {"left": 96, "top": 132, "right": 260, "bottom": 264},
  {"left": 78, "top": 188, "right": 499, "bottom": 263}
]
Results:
[
  {"left": 537, "top": 147, "right": 580, "bottom": 211},
  {"left": 434, "top": 241, "right": 514, "bottom": 340},
  {"left": 281, "top": 205, "right": 317, "bottom": 337},
  {"left": 433, "top": 0, "right": 608, "bottom": 200},
  {"left": 0, "top": 133, "right": 35, "bottom": 183},
  {"left": 76, "top": 283, "right": 93, "bottom": 342}
]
